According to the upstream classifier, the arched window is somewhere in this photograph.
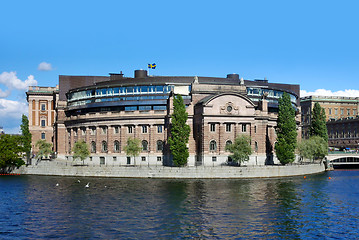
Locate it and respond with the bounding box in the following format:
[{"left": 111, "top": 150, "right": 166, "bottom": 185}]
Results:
[
  {"left": 142, "top": 140, "right": 148, "bottom": 151},
  {"left": 114, "top": 140, "right": 120, "bottom": 153},
  {"left": 209, "top": 140, "right": 217, "bottom": 151},
  {"left": 102, "top": 141, "right": 108, "bottom": 152},
  {"left": 157, "top": 140, "right": 163, "bottom": 151},
  {"left": 91, "top": 141, "right": 96, "bottom": 153},
  {"left": 225, "top": 140, "right": 232, "bottom": 151}
]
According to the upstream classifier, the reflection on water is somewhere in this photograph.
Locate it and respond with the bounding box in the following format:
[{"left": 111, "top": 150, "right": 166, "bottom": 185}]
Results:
[{"left": 1, "top": 171, "right": 359, "bottom": 239}]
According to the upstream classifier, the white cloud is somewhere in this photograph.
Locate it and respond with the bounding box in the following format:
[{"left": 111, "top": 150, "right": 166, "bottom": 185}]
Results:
[
  {"left": 0, "top": 99, "right": 27, "bottom": 120},
  {"left": 301, "top": 89, "right": 359, "bottom": 98},
  {"left": 0, "top": 89, "right": 10, "bottom": 98},
  {"left": 0, "top": 71, "right": 37, "bottom": 91},
  {"left": 0, "top": 99, "right": 28, "bottom": 120},
  {"left": 38, "top": 62, "right": 53, "bottom": 71},
  {"left": 0, "top": 99, "right": 28, "bottom": 135}
]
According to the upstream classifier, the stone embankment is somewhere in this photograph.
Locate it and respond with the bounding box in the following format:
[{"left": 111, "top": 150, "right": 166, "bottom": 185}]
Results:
[{"left": 14, "top": 160, "right": 326, "bottom": 178}]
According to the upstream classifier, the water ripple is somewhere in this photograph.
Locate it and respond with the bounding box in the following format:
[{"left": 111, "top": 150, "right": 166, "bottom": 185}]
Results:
[{"left": 1, "top": 171, "right": 359, "bottom": 239}]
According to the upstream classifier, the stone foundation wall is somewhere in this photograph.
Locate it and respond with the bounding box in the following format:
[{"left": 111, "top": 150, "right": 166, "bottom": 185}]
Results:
[{"left": 14, "top": 161, "right": 325, "bottom": 179}]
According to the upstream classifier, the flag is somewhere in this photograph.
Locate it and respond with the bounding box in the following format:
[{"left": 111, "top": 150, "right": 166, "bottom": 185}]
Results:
[{"left": 148, "top": 63, "right": 156, "bottom": 69}]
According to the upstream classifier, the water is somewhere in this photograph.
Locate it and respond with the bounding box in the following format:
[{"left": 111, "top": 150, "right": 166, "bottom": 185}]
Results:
[{"left": 1, "top": 171, "right": 359, "bottom": 239}]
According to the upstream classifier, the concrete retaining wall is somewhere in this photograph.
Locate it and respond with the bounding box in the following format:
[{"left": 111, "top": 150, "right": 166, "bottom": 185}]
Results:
[{"left": 14, "top": 161, "right": 325, "bottom": 179}]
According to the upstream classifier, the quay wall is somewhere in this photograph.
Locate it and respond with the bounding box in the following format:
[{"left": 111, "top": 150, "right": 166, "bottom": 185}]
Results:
[{"left": 14, "top": 161, "right": 326, "bottom": 179}]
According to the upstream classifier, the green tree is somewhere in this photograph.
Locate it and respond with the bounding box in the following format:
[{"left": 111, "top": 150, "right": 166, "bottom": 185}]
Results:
[
  {"left": 20, "top": 114, "right": 32, "bottom": 164},
  {"left": 275, "top": 92, "right": 297, "bottom": 165},
  {"left": 298, "top": 136, "right": 328, "bottom": 161},
  {"left": 72, "top": 140, "right": 90, "bottom": 165},
  {"left": 225, "top": 135, "right": 252, "bottom": 166},
  {"left": 35, "top": 140, "right": 53, "bottom": 160},
  {"left": 0, "top": 134, "right": 25, "bottom": 173},
  {"left": 310, "top": 102, "right": 328, "bottom": 142},
  {"left": 124, "top": 137, "right": 141, "bottom": 165},
  {"left": 168, "top": 94, "right": 191, "bottom": 166}
]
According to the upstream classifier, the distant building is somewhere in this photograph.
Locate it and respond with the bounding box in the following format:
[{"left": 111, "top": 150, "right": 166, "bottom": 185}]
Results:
[
  {"left": 0, "top": 126, "right": 4, "bottom": 135},
  {"left": 27, "top": 70, "right": 301, "bottom": 166},
  {"left": 327, "top": 117, "right": 359, "bottom": 149},
  {"left": 26, "top": 86, "right": 59, "bottom": 152},
  {"left": 300, "top": 95, "right": 359, "bottom": 149}
]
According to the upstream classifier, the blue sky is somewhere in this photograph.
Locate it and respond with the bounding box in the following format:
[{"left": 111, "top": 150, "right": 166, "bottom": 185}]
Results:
[{"left": 1, "top": 0, "right": 359, "bottom": 133}]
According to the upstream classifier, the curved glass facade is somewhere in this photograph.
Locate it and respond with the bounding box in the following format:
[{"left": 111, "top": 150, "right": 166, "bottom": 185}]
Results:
[
  {"left": 67, "top": 84, "right": 298, "bottom": 110},
  {"left": 68, "top": 85, "right": 173, "bottom": 102},
  {"left": 246, "top": 87, "right": 297, "bottom": 105},
  {"left": 67, "top": 84, "right": 193, "bottom": 111}
]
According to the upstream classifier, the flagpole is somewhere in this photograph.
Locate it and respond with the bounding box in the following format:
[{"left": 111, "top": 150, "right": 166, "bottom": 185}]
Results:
[{"left": 148, "top": 64, "right": 150, "bottom": 76}]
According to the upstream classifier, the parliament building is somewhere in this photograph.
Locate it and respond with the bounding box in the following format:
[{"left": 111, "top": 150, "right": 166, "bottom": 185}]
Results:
[{"left": 27, "top": 70, "right": 301, "bottom": 166}]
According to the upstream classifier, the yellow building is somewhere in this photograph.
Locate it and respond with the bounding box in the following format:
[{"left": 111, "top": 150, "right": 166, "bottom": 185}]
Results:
[{"left": 301, "top": 95, "right": 359, "bottom": 139}]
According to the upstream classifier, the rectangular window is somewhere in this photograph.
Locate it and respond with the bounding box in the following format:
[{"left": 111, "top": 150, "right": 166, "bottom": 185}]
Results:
[
  {"left": 82, "top": 128, "right": 86, "bottom": 136},
  {"left": 41, "top": 104, "right": 46, "bottom": 111},
  {"left": 100, "top": 157, "right": 105, "bottom": 165},
  {"left": 328, "top": 108, "right": 332, "bottom": 115},
  {"left": 335, "top": 108, "right": 338, "bottom": 115},
  {"left": 212, "top": 156, "right": 217, "bottom": 162},
  {"left": 226, "top": 124, "right": 231, "bottom": 132},
  {"left": 157, "top": 156, "right": 162, "bottom": 162},
  {"left": 41, "top": 120, "right": 46, "bottom": 127},
  {"left": 354, "top": 109, "right": 357, "bottom": 116},
  {"left": 153, "top": 105, "right": 166, "bottom": 111},
  {"left": 41, "top": 133, "right": 45, "bottom": 139},
  {"left": 125, "top": 106, "right": 137, "bottom": 111},
  {"left": 128, "top": 126, "right": 133, "bottom": 134},
  {"left": 74, "top": 129, "right": 77, "bottom": 136},
  {"left": 89, "top": 157, "right": 92, "bottom": 161},
  {"left": 142, "top": 125, "right": 148, "bottom": 134},
  {"left": 141, "top": 156, "right": 146, "bottom": 161},
  {"left": 347, "top": 109, "right": 351, "bottom": 116},
  {"left": 242, "top": 124, "right": 247, "bottom": 132},
  {"left": 210, "top": 124, "right": 216, "bottom": 132},
  {"left": 127, "top": 156, "right": 131, "bottom": 164},
  {"left": 139, "top": 105, "right": 151, "bottom": 111},
  {"left": 101, "top": 127, "right": 107, "bottom": 134},
  {"left": 157, "top": 125, "right": 163, "bottom": 133},
  {"left": 91, "top": 128, "right": 96, "bottom": 135},
  {"left": 113, "top": 156, "right": 117, "bottom": 161},
  {"left": 341, "top": 108, "right": 344, "bottom": 115},
  {"left": 114, "top": 126, "right": 120, "bottom": 134}
]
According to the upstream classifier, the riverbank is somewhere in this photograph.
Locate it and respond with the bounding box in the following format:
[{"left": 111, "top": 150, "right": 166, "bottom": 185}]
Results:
[{"left": 13, "top": 160, "right": 325, "bottom": 178}]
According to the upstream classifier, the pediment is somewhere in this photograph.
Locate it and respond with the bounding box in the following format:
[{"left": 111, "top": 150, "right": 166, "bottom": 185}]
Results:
[{"left": 200, "top": 93, "right": 255, "bottom": 116}]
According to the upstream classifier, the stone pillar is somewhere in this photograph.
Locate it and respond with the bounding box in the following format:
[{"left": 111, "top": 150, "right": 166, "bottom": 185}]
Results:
[
  {"left": 48, "top": 100, "right": 52, "bottom": 126},
  {"left": 149, "top": 124, "right": 154, "bottom": 153},
  {"left": 35, "top": 100, "right": 39, "bottom": 126},
  {"left": 107, "top": 126, "right": 112, "bottom": 154},
  {"left": 70, "top": 128, "right": 74, "bottom": 154},
  {"left": 218, "top": 123, "right": 223, "bottom": 154},
  {"left": 187, "top": 118, "right": 196, "bottom": 154},
  {"left": 57, "top": 124, "right": 66, "bottom": 155},
  {"left": 121, "top": 126, "right": 126, "bottom": 154},
  {"left": 28, "top": 99, "right": 33, "bottom": 126},
  {"left": 134, "top": 125, "right": 138, "bottom": 138},
  {"left": 96, "top": 126, "right": 100, "bottom": 154}
]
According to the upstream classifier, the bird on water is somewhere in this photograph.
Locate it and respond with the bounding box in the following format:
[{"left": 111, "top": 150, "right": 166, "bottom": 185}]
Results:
[{"left": 85, "top": 183, "right": 90, "bottom": 188}]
